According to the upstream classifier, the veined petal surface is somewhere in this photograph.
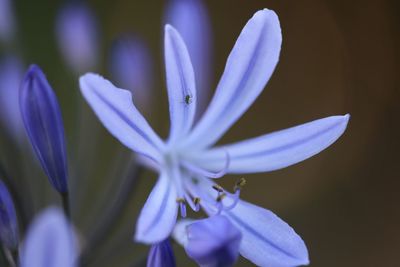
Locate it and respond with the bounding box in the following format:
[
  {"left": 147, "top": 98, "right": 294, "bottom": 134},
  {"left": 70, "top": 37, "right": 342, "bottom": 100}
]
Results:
[
  {"left": 187, "top": 115, "right": 349, "bottom": 173},
  {"left": 223, "top": 200, "right": 309, "bottom": 267},
  {"left": 80, "top": 73, "right": 164, "bottom": 162},
  {"left": 164, "top": 25, "right": 196, "bottom": 143},
  {"left": 184, "top": 9, "right": 282, "bottom": 149},
  {"left": 20, "top": 208, "right": 76, "bottom": 267},
  {"left": 164, "top": 0, "right": 213, "bottom": 116},
  {"left": 135, "top": 173, "right": 178, "bottom": 244}
]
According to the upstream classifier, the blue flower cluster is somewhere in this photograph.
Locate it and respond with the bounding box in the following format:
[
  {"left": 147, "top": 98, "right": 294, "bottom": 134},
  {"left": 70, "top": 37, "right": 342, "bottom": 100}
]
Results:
[{"left": 0, "top": 0, "right": 349, "bottom": 266}]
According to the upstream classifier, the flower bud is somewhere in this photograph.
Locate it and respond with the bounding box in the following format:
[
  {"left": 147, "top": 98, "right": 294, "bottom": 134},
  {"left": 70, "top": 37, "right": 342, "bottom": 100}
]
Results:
[
  {"left": 147, "top": 239, "right": 176, "bottom": 267},
  {"left": 20, "top": 65, "right": 68, "bottom": 193}
]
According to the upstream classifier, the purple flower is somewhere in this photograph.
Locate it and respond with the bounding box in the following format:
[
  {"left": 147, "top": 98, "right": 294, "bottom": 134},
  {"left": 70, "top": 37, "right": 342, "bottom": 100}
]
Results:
[
  {"left": 0, "top": 56, "right": 24, "bottom": 140},
  {"left": 56, "top": 3, "right": 99, "bottom": 74},
  {"left": 20, "top": 65, "right": 69, "bottom": 193},
  {"left": 147, "top": 239, "right": 176, "bottom": 267},
  {"left": 0, "top": 0, "right": 16, "bottom": 43},
  {"left": 0, "top": 180, "right": 19, "bottom": 250},
  {"left": 183, "top": 215, "right": 242, "bottom": 267},
  {"left": 20, "top": 207, "right": 76, "bottom": 267},
  {"left": 110, "top": 35, "right": 153, "bottom": 113},
  {"left": 164, "top": 0, "right": 212, "bottom": 116},
  {"left": 80, "top": 9, "right": 349, "bottom": 266}
]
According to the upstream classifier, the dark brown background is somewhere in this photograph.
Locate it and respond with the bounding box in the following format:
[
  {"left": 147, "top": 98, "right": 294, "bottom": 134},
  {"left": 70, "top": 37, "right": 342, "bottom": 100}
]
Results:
[{"left": 3, "top": 0, "right": 399, "bottom": 266}]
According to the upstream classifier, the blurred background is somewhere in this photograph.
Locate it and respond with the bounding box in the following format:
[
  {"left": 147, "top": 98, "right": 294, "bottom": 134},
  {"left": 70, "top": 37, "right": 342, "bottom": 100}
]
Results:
[{"left": 0, "top": 0, "right": 399, "bottom": 266}]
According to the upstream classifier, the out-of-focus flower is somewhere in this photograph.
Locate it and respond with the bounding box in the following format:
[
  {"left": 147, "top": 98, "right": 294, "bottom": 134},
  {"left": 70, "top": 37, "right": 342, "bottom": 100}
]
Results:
[
  {"left": 80, "top": 9, "right": 349, "bottom": 266},
  {"left": 20, "top": 207, "right": 76, "bottom": 267},
  {"left": 183, "top": 215, "right": 242, "bottom": 267},
  {"left": 56, "top": 3, "right": 99, "bottom": 74},
  {"left": 0, "top": 180, "right": 19, "bottom": 250},
  {"left": 0, "top": 56, "right": 24, "bottom": 140},
  {"left": 0, "top": 0, "right": 16, "bottom": 43},
  {"left": 147, "top": 239, "right": 176, "bottom": 267},
  {"left": 20, "top": 65, "right": 69, "bottom": 193},
  {"left": 164, "top": 0, "right": 212, "bottom": 116},
  {"left": 110, "top": 35, "right": 153, "bottom": 113}
]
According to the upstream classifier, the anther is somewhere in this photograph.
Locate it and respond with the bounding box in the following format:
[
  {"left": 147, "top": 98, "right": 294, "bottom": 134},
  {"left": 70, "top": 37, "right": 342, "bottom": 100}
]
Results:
[
  {"left": 194, "top": 197, "right": 201, "bottom": 212},
  {"left": 216, "top": 193, "right": 226, "bottom": 202},
  {"left": 212, "top": 184, "right": 224, "bottom": 193},
  {"left": 234, "top": 177, "right": 247, "bottom": 192}
]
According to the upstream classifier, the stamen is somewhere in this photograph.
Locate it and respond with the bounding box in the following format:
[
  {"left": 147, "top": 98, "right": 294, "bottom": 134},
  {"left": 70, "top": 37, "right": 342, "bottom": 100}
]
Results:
[
  {"left": 194, "top": 197, "right": 201, "bottom": 211},
  {"left": 234, "top": 177, "right": 247, "bottom": 192},
  {"left": 212, "top": 184, "right": 224, "bottom": 193},
  {"left": 176, "top": 198, "right": 187, "bottom": 218},
  {"left": 216, "top": 193, "right": 226, "bottom": 202}
]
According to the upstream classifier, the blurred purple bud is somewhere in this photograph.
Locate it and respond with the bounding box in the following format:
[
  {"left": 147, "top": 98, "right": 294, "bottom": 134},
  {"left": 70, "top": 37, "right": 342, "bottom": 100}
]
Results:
[
  {"left": 147, "top": 239, "right": 176, "bottom": 267},
  {"left": 0, "top": 56, "right": 24, "bottom": 140},
  {"left": 20, "top": 207, "right": 76, "bottom": 267},
  {"left": 164, "top": 0, "right": 213, "bottom": 116},
  {"left": 0, "top": 0, "right": 16, "bottom": 43},
  {"left": 110, "top": 35, "right": 153, "bottom": 113},
  {"left": 20, "top": 65, "right": 69, "bottom": 193},
  {"left": 56, "top": 3, "right": 99, "bottom": 74},
  {"left": 0, "top": 180, "right": 19, "bottom": 250},
  {"left": 185, "top": 215, "right": 242, "bottom": 267}
]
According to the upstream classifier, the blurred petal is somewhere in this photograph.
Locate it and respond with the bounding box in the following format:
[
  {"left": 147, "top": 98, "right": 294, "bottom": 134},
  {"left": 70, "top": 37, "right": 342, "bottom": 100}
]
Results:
[
  {"left": 0, "top": 180, "right": 19, "bottom": 250},
  {"left": 185, "top": 215, "right": 242, "bottom": 267},
  {"left": 172, "top": 218, "right": 194, "bottom": 247},
  {"left": 20, "top": 65, "right": 69, "bottom": 193},
  {"left": 0, "top": 0, "right": 16, "bottom": 43},
  {"left": 80, "top": 73, "right": 164, "bottom": 162},
  {"left": 20, "top": 208, "right": 76, "bottom": 267},
  {"left": 147, "top": 239, "right": 176, "bottom": 267},
  {"left": 164, "top": 0, "right": 213, "bottom": 116},
  {"left": 188, "top": 115, "right": 350, "bottom": 173},
  {"left": 185, "top": 9, "right": 282, "bottom": 149},
  {"left": 164, "top": 25, "right": 197, "bottom": 143},
  {"left": 135, "top": 173, "right": 178, "bottom": 244},
  {"left": 0, "top": 56, "right": 24, "bottom": 140},
  {"left": 223, "top": 200, "right": 309, "bottom": 267},
  {"left": 56, "top": 2, "right": 98, "bottom": 73},
  {"left": 110, "top": 35, "right": 153, "bottom": 113}
]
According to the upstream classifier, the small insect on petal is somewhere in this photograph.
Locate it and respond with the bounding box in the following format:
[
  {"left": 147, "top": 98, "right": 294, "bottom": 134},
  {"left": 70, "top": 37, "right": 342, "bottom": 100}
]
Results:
[{"left": 20, "top": 65, "right": 69, "bottom": 193}]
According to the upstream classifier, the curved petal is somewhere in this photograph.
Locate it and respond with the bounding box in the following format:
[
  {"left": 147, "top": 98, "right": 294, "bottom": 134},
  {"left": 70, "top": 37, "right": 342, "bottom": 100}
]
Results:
[
  {"left": 20, "top": 65, "right": 69, "bottom": 193},
  {"left": 20, "top": 208, "right": 76, "bottom": 267},
  {"left": 184, "top": 9, "right": 282, "bottom": 149},
  {"left": 135, "top": 173, "right": 178, "bottom": 244},
  {"left": 147, "top": 239, "right": 176, "bottom": 267},
  {"left": 80, "top": 73, "right": 164, "bottom": 162},
  {"left": 172, "top": 218, "right": 194, "bottom": 247},
  {"left": 187, "top": 115, "right": 350, "bottom": 173},
  {"left": 164, "top": 25, "right": 197, "bottom": 143},
  {"left": 164, "top": 0, "right": 213, "bottom": 117},
  {"left": 223, "top": 200, "right": 309, "bottom": 267}
]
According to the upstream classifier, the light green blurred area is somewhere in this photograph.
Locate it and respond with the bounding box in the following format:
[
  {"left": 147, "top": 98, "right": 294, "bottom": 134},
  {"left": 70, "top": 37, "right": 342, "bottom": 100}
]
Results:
[{"left": 0, "top": 0, "right": 398, "bottom": 266}]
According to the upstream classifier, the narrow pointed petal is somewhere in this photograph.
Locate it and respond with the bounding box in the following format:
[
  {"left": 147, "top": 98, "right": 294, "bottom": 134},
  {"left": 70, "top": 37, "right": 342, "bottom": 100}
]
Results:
[
  {"left": 185, "top": 215, "right": 242, "bottom": 267},
  {"left": 223, "top": 201, "right": 309, "bottom": 267},
  {"left": 0, "top": 56, "right": 24, "bottom": 140},
  {"left": 164, "top": 0, "right": 213, "bottom": 116},
  {"left": 80, "top": 73, "right": 164, "bottom": 162},
  {"left": 185, "top": 9, "right": 282, "bottom": 149},
  {"left": 135, "top": 173, "right": 178, "bottom": 244},
  {"left": 0, "top": 0, "right": 16, "bottom": 43},
  {"left": 188, "top": 115, "right": 350, "bottom": 173},
  {"left": 0, "top": 180, "right": 19, "bottom": 250},
  {"left": 164, "top": 25, "right": 197, "bottom": 143},
  {"left": 56, "top": 2, "right": 98, "bottom": 73},
  {"left": 147, "top": 239, "right": 176, "bottom": 267},
  {"left": 20, "top": 65, "right": 69, "bottom": 193},
  {"left": 110, "top": 35, "right": 154, "bottom": 113},
  {"left": 20, "top": 208, "right": 76, "bottom": 267}
]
